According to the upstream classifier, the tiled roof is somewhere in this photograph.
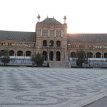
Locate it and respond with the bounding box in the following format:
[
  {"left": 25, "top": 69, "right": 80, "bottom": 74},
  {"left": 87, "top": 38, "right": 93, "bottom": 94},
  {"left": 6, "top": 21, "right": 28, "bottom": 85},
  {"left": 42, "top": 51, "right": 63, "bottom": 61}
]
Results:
[
  {"left": 0, "top": 30, "right": 35, "bottom": 42},
  {"left": 40, "top": 18, "right": 62, "bottom": 24},
  {"left": 0, "top": 30, "right": 107, "bottom": 43},
  {"left": 67, "top": 34, "right": 107, "bottom": 43}
]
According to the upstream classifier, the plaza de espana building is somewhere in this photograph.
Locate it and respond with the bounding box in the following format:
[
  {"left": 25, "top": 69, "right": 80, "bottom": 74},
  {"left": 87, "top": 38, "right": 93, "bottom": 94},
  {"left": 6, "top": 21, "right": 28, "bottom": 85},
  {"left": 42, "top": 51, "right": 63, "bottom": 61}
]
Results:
[{"left": 0, "top": 15, "right": 107, "bottom": 67}]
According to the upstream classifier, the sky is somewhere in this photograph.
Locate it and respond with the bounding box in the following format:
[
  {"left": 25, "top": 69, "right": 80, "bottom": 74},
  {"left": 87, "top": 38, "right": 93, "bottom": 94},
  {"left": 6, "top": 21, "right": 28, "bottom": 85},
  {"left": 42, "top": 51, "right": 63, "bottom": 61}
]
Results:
[{"left": 0, "top": 0, "right": 107, "bottom": 33}]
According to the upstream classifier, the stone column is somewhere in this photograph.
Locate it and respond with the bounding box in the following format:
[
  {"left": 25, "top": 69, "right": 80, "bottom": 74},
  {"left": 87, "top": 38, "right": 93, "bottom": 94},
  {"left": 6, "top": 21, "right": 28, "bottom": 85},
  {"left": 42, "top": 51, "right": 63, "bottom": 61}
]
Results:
[
  {"left": 101, "top": 53, "right": 104, "bottom": 58},
  {"left": 53, "top": 51, "right": 56, "bottom": 61}
]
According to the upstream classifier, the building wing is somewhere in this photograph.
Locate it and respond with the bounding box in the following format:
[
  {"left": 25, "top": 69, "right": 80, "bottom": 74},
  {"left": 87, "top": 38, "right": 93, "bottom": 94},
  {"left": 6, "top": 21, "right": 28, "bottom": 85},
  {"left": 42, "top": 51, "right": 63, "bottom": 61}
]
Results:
[
  {"left": 67, "top": 34, "right": 107, "bottom": 43},
  {"left": 0, "top": 30, "right": 35, "bottom": 42}
]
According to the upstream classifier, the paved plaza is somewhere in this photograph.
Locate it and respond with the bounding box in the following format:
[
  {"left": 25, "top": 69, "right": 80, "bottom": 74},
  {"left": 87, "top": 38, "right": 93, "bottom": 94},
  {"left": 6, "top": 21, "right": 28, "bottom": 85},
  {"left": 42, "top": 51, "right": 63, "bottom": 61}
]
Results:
[{"left": 0, "top": 67, "right": 107, "bottom": 107}]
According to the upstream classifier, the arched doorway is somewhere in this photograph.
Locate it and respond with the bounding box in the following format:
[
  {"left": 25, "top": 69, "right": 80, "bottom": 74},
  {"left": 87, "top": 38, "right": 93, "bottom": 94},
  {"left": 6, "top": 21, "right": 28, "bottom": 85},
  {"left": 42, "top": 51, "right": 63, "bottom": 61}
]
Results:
[
  {"left": 26, "top": 51, "right": 31, "bottom": 56},
  {"left": 71, "top": 52, "right": 76, "bottom": 58},
  {"left": 56, "top": 51, "right": 61, "bottom": 61},
  {"left": 87, "top": 52, "right": 93, "bottom": 58},
  {"left": 17, "top": 51, "right": 23, "bottom": 56},
  {"left": 49, "top": 51, "right": 53, "bottom": 61},
  {"left": 43, "top": 51, "right": 47, "bottom": 60},
  {"left": 104, "top": 52, "right": 107, "bottom": 58},
  {"left": 96, "top": 52, "right": 101, "bottom": 58},
  {"left": 9, "top": 50, "right": 14, "bottom": 56}
]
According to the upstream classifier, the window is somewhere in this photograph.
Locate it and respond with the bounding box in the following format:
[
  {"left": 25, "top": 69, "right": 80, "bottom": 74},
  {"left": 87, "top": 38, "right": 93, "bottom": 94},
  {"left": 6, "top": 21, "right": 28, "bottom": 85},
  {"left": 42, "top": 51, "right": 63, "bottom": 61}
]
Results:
[
  {"left": 43, "top": 40, "right": 47, "bottom": 46},
  {"left": 26, "top": 51, "right": 31, "bottom": 56},
  {"left": 42, "top": 30, "right": 48, "bottom": 37},
  {"left": 50, "top": 40, "right": 54, "bottom": 47},
  {"left": 104, "top": 53, "right": 107, "bottom": 58},
  {"left": 50, "top": 30, "right": 54, "bottom": 37},
  {"left": 1, "top": 43, "right": 4, "bottom": 45},
  {"left": 56, "top": 41, "right": 61, "bottom": 47},
  {"left": 56, "top": 51, "right": 61, "bottom": 61},
  {"left": 56, "top": 30, "right": 61, "bottom": 37},
  {"left": 8, "top": 43, "right": 12, "bottom": 46},
  {"left": 37, "top": 30, "right": 41, "bottom": 35},
  {"left": 43, "top": 51, "right": 47, "bottom": 60},
  {"left": 9, "top": 50, "right": 14, "bottom": 56},
  {"left": 96, "top": 52, "right": 101, "bottom": 58},
  {"left": 17, "top": 51, "right": 23, "bottom": 56},
  {"left": 49, "top": 51, "right": 54, "bottom": 61}
]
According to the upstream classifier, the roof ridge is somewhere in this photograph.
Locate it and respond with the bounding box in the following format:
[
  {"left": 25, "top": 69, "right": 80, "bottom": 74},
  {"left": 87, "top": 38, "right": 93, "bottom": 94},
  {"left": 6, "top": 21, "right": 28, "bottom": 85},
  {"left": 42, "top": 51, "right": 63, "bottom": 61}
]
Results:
[
  {"left": 40, "top": 17, "right": 62, "bottom": 24},
  {"left": 0, "top": 30, "right": 35, "bottom": 33}
]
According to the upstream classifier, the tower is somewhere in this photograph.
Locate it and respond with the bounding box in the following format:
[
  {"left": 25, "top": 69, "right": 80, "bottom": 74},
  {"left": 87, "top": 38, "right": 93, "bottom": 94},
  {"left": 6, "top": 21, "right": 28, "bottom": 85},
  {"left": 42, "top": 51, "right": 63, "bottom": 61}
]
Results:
[{"left": 35, "top": 16, "right": 67, "bottom": 63}]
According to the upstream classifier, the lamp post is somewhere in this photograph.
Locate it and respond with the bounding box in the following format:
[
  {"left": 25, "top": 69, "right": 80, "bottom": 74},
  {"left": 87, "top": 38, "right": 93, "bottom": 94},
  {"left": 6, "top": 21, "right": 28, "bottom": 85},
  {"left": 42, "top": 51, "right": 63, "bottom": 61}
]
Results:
[
  {"left": 67, "top": 43, "right": 71, "bottom": 61},
  {"left": 47, "top": 44, "right": 50, "bottom": 67},
  {"left": 67, "top": 43, "right": 71, "bottom": 68}
]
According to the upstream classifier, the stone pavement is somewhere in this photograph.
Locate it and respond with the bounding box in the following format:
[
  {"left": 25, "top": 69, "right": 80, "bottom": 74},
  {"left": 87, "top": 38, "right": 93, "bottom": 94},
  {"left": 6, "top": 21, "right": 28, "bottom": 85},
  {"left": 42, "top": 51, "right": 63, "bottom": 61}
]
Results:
[{"left": 0, "top": 67, "right": 107, "bottom": 107}]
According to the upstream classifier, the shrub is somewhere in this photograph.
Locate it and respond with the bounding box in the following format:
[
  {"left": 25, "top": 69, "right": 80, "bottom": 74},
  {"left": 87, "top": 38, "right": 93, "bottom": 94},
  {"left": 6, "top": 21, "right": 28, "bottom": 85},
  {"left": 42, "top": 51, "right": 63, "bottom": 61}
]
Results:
[
  {"left": 76, "top": 50, "right": 87, "bottom": 67},
  {"left": 0, "top": 50, "right": 10, "bottom": 66},
  {"left": 31, "top": 53, "right": 44, "bottom": 67}
]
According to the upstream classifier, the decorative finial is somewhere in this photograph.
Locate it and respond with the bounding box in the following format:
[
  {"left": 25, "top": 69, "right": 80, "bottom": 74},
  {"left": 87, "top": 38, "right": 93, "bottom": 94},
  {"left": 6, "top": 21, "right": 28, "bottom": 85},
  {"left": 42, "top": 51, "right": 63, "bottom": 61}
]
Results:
[
  {"left": 64, "top": 15, "right": 67, "bottom": 23},
  {"left": 37, "top": 14, "right": 40, "bottom": 22},
  {"left": 47, "top": 15, "right": 48, "bottom": 18}
]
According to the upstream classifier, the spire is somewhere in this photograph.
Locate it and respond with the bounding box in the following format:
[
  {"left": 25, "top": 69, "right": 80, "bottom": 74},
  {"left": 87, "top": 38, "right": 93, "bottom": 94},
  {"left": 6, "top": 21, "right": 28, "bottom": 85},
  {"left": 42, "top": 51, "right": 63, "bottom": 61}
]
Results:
[
  {"left": 64, "top": 15, "right": 67, "bottom": 23},
  {"left": 37, "top": 14, "right": 40, "bottom": 22}
]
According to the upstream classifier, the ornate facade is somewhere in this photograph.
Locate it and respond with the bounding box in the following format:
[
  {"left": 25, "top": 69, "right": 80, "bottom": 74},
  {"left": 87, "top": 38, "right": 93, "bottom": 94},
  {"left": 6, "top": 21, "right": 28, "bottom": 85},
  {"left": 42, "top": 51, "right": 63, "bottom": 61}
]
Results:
[{"left": 0, "top": 16, "right": 107, "bottom": 67}]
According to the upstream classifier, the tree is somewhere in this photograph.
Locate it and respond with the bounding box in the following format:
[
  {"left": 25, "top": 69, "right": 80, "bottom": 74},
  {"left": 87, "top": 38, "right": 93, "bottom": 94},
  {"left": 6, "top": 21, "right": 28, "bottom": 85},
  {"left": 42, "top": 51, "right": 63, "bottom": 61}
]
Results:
[
  {"left": 0, "top": 50, "right": 10, "bottom": 66},
  {"left": 31, "top": 53, "right": 44, "bottom": 67},
  {"left": 76, "top": 50, "right": 87, "bottom": 67}
]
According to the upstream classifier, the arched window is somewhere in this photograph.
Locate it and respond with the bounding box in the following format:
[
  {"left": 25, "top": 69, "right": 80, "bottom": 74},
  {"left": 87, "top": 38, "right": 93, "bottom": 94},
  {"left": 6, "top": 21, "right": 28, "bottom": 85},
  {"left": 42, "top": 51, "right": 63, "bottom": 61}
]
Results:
[
  {"left": 0, "top": 50, "right": 5, "bottom": 56},
  {"left": 17, "top": 51, "right": 23, "bottom": 56},
  {"left": 43, "top": 40, "right": 47, "bottom": 46},
  {"left": 96, "top": 52, "right": 101, "bottom": 58},
  {"left": 56, "top": 41, "right": 61, "bottom": 47},
  {"left": 87, "top": 52, "right": 93, "bottom": 58},
  {"left": 9, "top": 50, "right": 14, "bottom": 56},
  {"left": 56, "top": 51, "right": 61, "bottom": 61},
  {"left": 50, "top": 40, "right": 54, "bottom": 47},
  {"left": 104, "top": 52, "right": 107, "bottom": 58},
  {"left": 71, "top": 52, "right": 76, "bottom": 58},
  {"left": 43, "top": 51, "right": 47, "bottom": 60},
  {"left": 26, "top": 51, "right": 31, "bottom": 56}
]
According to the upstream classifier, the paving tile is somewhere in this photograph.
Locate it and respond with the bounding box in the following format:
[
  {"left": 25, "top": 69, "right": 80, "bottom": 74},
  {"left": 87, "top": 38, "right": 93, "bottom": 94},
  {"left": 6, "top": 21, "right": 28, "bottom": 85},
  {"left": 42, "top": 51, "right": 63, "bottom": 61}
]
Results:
[{"left": 0, "top": 67, "right": 107, "bottom": 107}]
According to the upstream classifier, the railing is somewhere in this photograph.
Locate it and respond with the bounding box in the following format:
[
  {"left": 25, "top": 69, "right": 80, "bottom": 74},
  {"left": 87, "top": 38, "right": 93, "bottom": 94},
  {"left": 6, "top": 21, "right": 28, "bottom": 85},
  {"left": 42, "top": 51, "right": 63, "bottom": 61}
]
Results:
[
  {"left": 69, "top": 58, "right": 107, "bottom": 67},
  {"left": 0, "top": 57, "right": 32, "bottom": 65}
]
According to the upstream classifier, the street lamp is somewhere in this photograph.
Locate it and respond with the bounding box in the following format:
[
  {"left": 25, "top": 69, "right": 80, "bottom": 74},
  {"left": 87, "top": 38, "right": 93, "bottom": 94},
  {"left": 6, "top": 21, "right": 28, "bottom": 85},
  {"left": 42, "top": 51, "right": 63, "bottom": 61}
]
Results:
[
  {"left": 47, "top": 43, "right": 51, "bottom": 67},
  {"left": 67, "top": 43, "right": 71, "bottom": 61}
]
